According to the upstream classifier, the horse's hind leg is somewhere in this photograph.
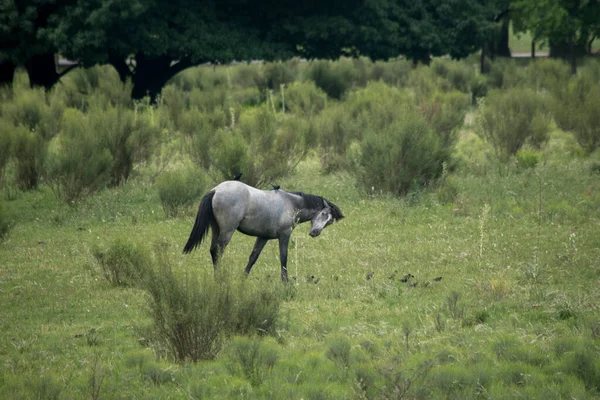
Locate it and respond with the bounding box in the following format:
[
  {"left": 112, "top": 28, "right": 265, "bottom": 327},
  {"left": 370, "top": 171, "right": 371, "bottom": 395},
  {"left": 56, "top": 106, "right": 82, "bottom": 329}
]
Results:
[
  {"left": 245, "top": 237, "right": 269, "bottom": 276},
  {"left": 210, "top": 228, "right": 234, "bottom": 274}
]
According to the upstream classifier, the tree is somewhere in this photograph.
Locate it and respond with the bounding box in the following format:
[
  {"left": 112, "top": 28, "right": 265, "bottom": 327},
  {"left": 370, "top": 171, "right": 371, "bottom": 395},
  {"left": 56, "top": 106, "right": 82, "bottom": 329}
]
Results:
[
  {"left": 0, "top": 0, "right": 79, "bottom": 88},
  {"left": 512, "top": 0, "right": 600, "bottom": 74}
]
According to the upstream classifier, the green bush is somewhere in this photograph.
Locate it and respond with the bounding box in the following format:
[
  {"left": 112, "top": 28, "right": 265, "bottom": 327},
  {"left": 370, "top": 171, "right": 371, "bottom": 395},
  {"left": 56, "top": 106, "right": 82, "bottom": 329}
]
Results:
[
  {"left": 307, "top": 59, "right": 355, "bottom": 100},
  {"left": 145, "top": 261, "right": 284, "bottom": 362},
  {"left": 44, "top": 108, "right": 112, "bottom": 203},
  {"left": 212, "top": 107, "right": 310, "bottom": 186},
  {"left": 92, "top": 240, "right": 151, "bottom": 287},
  {"left": 477, "top": 88, "right": 551, "bottom": 160},
  {"left": 516, "top": 148, "right": 540, "bottom": 169},
  {"left": 355, "top": 113, "right": 447, "bottom": 195},
  {"left": 53, "top": 65, "right": 133, "bottom": 111},
  {"left": 2, "top": 87, "right": 64, "bottom": 190},
  {"left": 89, "top": 104, "right": 161, "bottom": 186},
  {"left": 553, "top": 74, "right": 600, "bottom": 153},
  {"left": 419, "top": 90, "right": 470, "bottom": 150},
  {"left": 282, "top": 81, "right": 328, "bottom": 117},
  {"left": 156, "top": 168, "right": 208, "bottom": 218},
  {"left": 180, "top": 108, "right": 228, "bottom": 170}
]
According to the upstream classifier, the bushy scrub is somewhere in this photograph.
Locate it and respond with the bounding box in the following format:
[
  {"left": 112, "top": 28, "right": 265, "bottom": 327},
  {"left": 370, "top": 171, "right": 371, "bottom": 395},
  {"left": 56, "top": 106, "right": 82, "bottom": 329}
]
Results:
[
  {"left": 524, "top": 58, "right": 570, "bottom": 93},
  {"left": 92, "top": 239, "right": 151, "bottom": 287},
  {"left": 254, "top": 61, "right": 299, "bottom": 95},
  {"left": 53, "top": 65, "right": 133, "bottom": 110},
  {"left": 212, "top": 106, "right": 311, "bottom": 186},
  {"left": 552, "top": 73, "right": 600, "bottom": 153},
  {"left": 44, "top": 109, "right": 112, "bottom": 203},
  {"left": 282, "top": 81, "right": 328, "bottom": 117},
  {"left": 430, "top": 58, "right": 478, "bottom": 94},
  {"left": 355, "top": 113, "right": 447, "bottom": 195},
  {"left": 419, "top": 90, "right": 470, "bottom": 150},
  {"left": 2, "top": 87, "right": 64, "bottom": 190},
  {"left": 180, "top": 108, "right": 228, "bottom": 170},
  {"left": 89, "top": 104, "right": 161, "bottom": 186},
  {"left": 369, "top": 59, "right": 413, "bottom": 86},
  {"left": 307, "top": 59, "right": 356, "bottom": 100},
  {"left": 145, "top": 260, "right": 284, "bottom": 362},
  {"left": 227, "top": 337, "right": 279, "bottom": 386},
  {"left": 477, "top": 88, "right": 551, "bottom": 160},
  {"left": 0, "top": 203, "right": 13, "bottom": 242},
  {"left": 156, "top": 167, "right": 208, "bottom": 218}
]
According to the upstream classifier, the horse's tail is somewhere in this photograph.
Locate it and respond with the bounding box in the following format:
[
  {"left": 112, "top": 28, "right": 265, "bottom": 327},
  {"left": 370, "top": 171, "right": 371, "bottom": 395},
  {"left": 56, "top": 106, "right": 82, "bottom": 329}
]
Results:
[{"left": 183, "top": 190, "right": 216, "bottom": 254}]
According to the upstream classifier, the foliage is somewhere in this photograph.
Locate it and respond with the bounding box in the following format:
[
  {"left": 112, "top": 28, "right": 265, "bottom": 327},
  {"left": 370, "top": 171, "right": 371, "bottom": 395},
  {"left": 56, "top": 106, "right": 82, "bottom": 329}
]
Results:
[
  {"left": 552, "top": 73, "right": 600, "bottom": 153},
  {"left": 282, "top": 81, "right": 328, "bottom": 118},
  {"left": 0, "top": 203, "right": 13, "bottom": 242},
  {"left": 92, "top": 239, "right": 151, "bottom": 287},
  {"left": 156, "top": 168, "right": 208, "bottom": 218},
  {"left": 227, "top": 337, "right": 279, "bottom": 386},
  {"left": 307, "top": 59, "right": 356, "bottom": 100},
  {"left": 44, "top": 109, "right": 112, "bottom": 203},
  {"left": 145, "top": 258, "right": 284, "bottom": 362},
  {"left": 355, "top": 113, "right": 446, "bottom": 195},
  {"left": 212, "top": 106, "right": 311, "bottom": 186},
  {"left": 477, "top": 88, "right": 551, "bottom": 160},
  {"left": 89, "top": 105, "right": 161, "bottom": 186}
]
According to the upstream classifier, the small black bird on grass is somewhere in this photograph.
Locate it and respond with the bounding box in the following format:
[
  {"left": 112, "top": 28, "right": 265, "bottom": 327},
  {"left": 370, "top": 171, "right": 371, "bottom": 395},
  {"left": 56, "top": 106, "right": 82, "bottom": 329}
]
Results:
[
  {"left": 400, "top": 274, "right": 414, "bottom": 283},
  {"left": 233, "top": 173, "right": 242, "bottom": 180},
  {"left": 433, "top": 276, "right": 443, "bottom": 282},
  {"left": 365, "top": 271, "right": 374, "bottom": 280}
]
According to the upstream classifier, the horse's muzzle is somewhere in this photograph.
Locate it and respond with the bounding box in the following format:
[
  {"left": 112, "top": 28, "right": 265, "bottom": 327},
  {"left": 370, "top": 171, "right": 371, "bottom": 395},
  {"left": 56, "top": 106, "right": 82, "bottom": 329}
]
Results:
[{"left": 309, "top": 230, "right": 320, "bottom": 237}]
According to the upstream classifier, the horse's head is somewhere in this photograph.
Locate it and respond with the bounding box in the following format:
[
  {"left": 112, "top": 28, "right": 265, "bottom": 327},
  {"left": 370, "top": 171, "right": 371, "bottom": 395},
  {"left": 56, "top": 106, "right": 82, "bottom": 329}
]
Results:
[{"left": 309, "top": 199, "right": 344, "bottom": 237}]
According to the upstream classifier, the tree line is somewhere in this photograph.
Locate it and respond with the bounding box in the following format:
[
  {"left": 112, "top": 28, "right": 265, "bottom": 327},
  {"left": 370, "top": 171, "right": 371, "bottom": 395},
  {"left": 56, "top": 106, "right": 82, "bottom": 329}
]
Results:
[{"left": 1, "top": 0, "right": 599, "bottom": 101}]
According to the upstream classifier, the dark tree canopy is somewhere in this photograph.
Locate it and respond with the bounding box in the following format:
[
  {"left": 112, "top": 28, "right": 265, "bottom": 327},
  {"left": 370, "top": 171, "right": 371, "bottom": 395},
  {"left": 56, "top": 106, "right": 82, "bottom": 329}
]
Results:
[{"left": 1, "top": 0, "right": 507, "bottom": 98}]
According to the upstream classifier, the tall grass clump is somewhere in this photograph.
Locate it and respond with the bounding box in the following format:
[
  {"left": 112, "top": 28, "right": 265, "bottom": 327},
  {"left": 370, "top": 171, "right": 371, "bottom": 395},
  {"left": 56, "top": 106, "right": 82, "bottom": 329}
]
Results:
[
  {"left": 180, "top": 108, "right": 228, "bottom": 170},
  {"left": 0, "top": 203, "right": 13, "bottom": 242},
  {"left": 369, "top": 59, "right": 412, "bottom": 86},
  {"left": 44, "top": 109, "right": 112, "bottom": 203},
  {"left": 2, "top": 87, "right": 64, "bottom": 190},
  {"left": 144, "top": 260, "right": 284, "bottom": 362},
  {"left": 477, "top": 88, "right": 551, "bottom": 161},
  {"left": 227, "top": 337, "right": 279, "bottom": 386},
  {"left": 156, "top": 167, "right": 208, "bottom": 218},
  {"left": 92, "top": 239, "right": 151, "bottom": 287}
]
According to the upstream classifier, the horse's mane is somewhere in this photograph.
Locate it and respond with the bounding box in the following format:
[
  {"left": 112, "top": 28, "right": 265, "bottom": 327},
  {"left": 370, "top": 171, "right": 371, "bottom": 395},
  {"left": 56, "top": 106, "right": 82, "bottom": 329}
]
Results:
[{"left": 291, "top": 192, "right": 345, "bottom": 221}]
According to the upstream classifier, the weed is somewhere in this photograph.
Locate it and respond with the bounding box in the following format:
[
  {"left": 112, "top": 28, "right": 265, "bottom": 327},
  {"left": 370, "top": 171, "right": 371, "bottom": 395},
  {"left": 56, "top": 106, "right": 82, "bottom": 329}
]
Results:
[
  {"left": 92, "top": 239, "right": 151, "bottom": 287},
  {"left": 325, "top": 334, "right": 352, "bottom": 370}
]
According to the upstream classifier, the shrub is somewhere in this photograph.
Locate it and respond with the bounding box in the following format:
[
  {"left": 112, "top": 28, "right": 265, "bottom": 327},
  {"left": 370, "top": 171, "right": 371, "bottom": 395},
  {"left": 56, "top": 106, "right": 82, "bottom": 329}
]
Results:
[
  {"left": 156, "top": 168, "right": 208, "bottom": 218},
  {"left": 255, "top": 61, "right": 298, "bottom": 94},
  {"left": 325, "top": 334, "right": 352, "bottom": 370},
  {"left": 2, "top": 87, "right": 64, "bottom": 190},
  {"left": 307, "top": 59, "right": 355, "bottom": 100},
  {"left": 369, "top": 59, "right": 412, "bottom": 86},
  {"left": 212, "top": 106, "right": 310, "bottom": 186},
  {"left": 355, "top": 113, "right": 447, "bottom": 195},
  {"left": 145, "top": 257, "right": 283, "bottom": 362},
  {"left": 477, "top": 88, "right": 551, "bottom": 160},
  {"left": 553, "top": 74, "right": 600, "bottom": 153},
  {"left": 53, "top": 65, "right": 133, "bottom": 111},
  {"left": 89, "top": 104, "right": 161, "bottom": 186},
  {"left": 516, "top": 148, "right": 540, "bottom": 169},
  {"left": 419, "top": 90, "right": 470, "bottom": 150},
  {"left": 180, "top": 108, "right": 228, "bottom": 170},
  {"left": 44, "top": 108, "right": 112, "bottom": 203},
  {"left": 92, "top": 240, "right": 151, "bottom": 287},
  {"left": 283, "top": 81, "right": 328, "bottom": 118}
]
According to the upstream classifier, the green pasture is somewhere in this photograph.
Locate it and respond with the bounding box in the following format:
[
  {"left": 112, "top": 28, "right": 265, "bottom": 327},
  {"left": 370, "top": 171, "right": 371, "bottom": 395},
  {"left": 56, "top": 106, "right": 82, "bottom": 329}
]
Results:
[
  {"left": 1, "top": 57, "right": 600, "bottom": 398},
  {"left": 2, "top": 146, "right": 600, "bottom": 399}
]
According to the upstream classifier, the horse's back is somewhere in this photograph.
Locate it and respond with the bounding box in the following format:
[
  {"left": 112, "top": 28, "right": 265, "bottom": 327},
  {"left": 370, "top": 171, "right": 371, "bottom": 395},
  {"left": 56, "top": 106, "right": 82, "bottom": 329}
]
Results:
[{"left": 212, "top": 181, "right": 291, "bottom": 238}]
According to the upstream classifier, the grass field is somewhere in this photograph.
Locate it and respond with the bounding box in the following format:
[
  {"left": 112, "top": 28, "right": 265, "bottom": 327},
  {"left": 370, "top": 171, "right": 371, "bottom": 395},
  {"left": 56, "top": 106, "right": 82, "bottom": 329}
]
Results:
[{"left": 1, "top": 122, "right": 600, "bottom": 398}]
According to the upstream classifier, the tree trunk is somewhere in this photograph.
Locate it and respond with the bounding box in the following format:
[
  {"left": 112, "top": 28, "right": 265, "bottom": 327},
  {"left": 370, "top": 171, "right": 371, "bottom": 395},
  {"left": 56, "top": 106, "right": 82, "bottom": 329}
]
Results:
[
  {"left": 531, "top": 41, "right": 536, "bottom": 58},
  {"left": 24, "top": 53, "right": 61, "bottom": 90},
  {"left": 0, "top": 60, "right": 16, "bottom": 86},
  {"left": 489, "top": 18, "right": 511, "bottom": 58},
  {"left": 108, "top": 51, "right": 132, "bottom": 83},
  {"left": 130, "top": 53, "right": 195, "bottom": 103}
]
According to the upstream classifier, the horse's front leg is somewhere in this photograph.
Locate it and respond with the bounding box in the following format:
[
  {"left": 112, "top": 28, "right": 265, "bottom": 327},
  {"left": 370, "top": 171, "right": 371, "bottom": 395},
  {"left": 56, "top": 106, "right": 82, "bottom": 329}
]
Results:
[
  {"left": 278, "top": 234, "right": 291, "bottom": 282},
  {"left": 245, "top": 237, "right": 269, "bottom": 276}
]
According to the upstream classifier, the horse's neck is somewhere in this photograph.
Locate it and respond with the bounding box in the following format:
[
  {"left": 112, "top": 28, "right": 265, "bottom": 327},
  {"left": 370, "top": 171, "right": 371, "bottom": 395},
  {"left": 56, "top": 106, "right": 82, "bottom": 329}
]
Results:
[{"left": 287, "top": 193, "right": 320, "bottom": 223}]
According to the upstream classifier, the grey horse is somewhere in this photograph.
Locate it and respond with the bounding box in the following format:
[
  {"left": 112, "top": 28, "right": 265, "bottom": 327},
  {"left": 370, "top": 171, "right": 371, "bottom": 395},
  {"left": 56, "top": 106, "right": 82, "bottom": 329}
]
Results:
[{"left": 183, "top": 180, "right": 344, "bottom": 281}]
